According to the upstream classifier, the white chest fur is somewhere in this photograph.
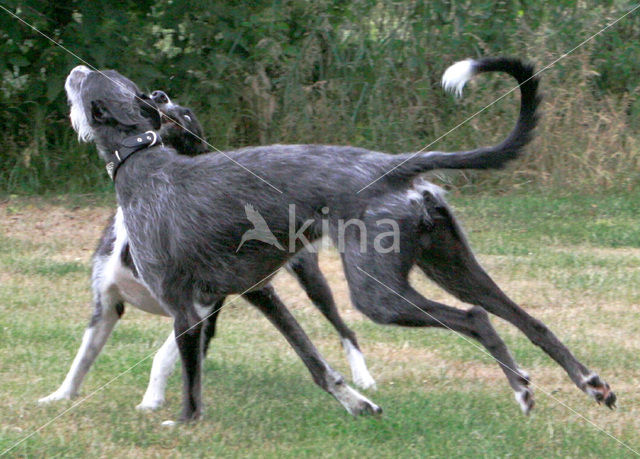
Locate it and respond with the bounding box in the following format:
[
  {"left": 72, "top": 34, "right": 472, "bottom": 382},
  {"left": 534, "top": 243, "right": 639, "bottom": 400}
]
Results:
[{"left": 100, "top": 208, "right": 170, "bottom": 317}]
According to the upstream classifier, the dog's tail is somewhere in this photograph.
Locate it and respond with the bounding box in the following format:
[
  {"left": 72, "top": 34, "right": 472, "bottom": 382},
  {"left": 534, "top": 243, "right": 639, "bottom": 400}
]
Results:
[{"left": 384, "top": 57, "right": 540, "bottom": 183}]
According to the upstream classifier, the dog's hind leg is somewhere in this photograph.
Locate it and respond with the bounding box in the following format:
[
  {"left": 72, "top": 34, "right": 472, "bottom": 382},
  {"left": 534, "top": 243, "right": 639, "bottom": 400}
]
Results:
[
  {"left": 416, "top": 194, "right": 616, "bottom": 408},
  {"left": 243, "top": 285, "right": 381, "bottom": 416},
  {"left": 339, "top": 231, "right": 533, "bottom": 413},
  {"left": 38, "top": 292, "right": 123, "bottom": 404},
  {"left": 287, "top": 250, "right": 376, "bottom": 390}
]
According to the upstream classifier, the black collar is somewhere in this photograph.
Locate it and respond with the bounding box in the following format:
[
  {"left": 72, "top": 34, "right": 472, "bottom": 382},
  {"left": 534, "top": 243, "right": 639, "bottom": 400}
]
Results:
[{"left": 106, "top": 131, "right": 162, "bottom": 181}]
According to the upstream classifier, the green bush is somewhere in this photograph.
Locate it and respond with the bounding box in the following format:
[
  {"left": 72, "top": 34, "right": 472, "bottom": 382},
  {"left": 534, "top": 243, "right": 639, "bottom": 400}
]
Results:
[{"left": 1, "top": 0, "right": 638, "bottom": 193}]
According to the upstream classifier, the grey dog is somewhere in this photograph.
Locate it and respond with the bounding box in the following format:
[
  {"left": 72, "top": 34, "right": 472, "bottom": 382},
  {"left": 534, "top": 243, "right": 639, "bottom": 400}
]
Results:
[
  {"left": 39, "top": 91, "right": 375, "bottom": 411},
  {"left": 62, "top": 57, "right": 615, "bottom": 423}
]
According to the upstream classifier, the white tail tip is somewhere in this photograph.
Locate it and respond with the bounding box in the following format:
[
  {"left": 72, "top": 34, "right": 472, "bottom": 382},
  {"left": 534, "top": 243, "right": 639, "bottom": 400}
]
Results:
[{"left": 442, "top": 59, "right": 477, "bottom": 97}]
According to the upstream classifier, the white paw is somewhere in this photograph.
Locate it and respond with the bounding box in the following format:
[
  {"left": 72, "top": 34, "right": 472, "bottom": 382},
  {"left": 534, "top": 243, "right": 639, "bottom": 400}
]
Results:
[
  {"left": 136, "top": 398, "right": 165, "bottom": 411},
  {"left": 334, "top": 382, "right": 382, "bottom": 416},
  {"left": 38, "top": 391, "right": 73, "bottom": 405},
  {"left": 353, "top": 372, "right": 377, "bottom": 391},
  {"left": 343, "top": 339, "right": 377, "bottom": 391},
  {"left": 582, "top": 373, "right": 616, "bottom": 408},
  {"left": 514, "top": 387, "right": 535, "bottom": 415},
  {"left": 161, "top": 420, "right": 176, "bottom": 427}
]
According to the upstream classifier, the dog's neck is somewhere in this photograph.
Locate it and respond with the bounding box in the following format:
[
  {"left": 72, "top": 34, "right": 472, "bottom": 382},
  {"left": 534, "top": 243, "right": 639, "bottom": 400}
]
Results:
[
  {"left": 103, "top": 130, "right": 163, "bottom": 181},
  {"left": 91, "top": 122, "right": 155, "bottom": 160}
]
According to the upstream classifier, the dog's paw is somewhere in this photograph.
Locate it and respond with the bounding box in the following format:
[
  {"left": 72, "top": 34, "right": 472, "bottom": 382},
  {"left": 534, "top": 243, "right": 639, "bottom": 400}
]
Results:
[
  {"left": 136, "top": 395, "right": 164, "bottom": 411},
  {"left": 343, "top": 339, "right": 377, "bottom": 391},
  {"left": 510, "top": 367, "right": 534, "bottom": 414},
  {"left": 333, "top": 382, "right": 382, "bottom": 416},
  {"left": 353, "top": 371, "right": 377, "bottom": 391},
  {"left": 514, "top": 387, "right": 535, "bottom": 415},
  {"left": 161, "top": 420, "right": 177, "bottom": 427},
  {"left": 136, "top": 398, "right": 165, "bottom": 412},
  {"left": 38, "top": 391, "right": 73, "bottom": 405},
  {"left": 352, "top": 398, "right": 383, "bottom": 416},
  {"left": 583, "top": 373, "right": 616, "bottom": 409}
]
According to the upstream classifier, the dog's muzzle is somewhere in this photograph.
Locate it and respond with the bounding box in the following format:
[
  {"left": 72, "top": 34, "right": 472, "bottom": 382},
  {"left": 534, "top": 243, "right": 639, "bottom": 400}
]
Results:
[{"left": 107, "top": 131, "right": 162, "bottom": 181}]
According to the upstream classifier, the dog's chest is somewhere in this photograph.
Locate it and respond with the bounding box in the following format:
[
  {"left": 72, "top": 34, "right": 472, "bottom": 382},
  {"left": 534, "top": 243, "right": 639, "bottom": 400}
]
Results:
[{"left": 102, "top": 208, "right": 170, "bottom": 317}]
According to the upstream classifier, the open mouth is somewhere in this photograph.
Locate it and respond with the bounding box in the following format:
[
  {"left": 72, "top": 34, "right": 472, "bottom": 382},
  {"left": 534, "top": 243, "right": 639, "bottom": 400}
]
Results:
[{"left": 150, "top": 90, "right": 173, "bottom": 125}]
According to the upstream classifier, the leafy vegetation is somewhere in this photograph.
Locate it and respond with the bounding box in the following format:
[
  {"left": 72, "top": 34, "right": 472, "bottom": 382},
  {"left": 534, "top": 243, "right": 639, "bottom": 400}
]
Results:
[{"left": 1, "top": 1, "right": 639, "bottom": 193}]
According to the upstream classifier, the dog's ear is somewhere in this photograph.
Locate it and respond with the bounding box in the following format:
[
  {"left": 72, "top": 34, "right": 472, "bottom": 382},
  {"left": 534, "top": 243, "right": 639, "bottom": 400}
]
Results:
[
  {"left": 90, "top": 99, "right": 139, "bottom": 127},
  {"left": 138, "top": 94, "right": 162, "bottom": 130},
  {"left": 182, "top": 109, "right": 203, "bottom": 135},
  {"left": 90, "top": 100, "right": 111, "bottom": 124}
]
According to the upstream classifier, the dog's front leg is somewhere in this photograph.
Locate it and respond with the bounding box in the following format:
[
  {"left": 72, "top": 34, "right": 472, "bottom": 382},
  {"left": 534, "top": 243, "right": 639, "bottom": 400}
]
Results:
[
  {"left": 139, "top": 304, "right": 221, "bottom": 413},
  {"left": 171, "top": 308, "right": 204, "bottom": 423},
  {"left": 244, "top": 286, "right": 382, "bottom": 416},
  {"left": 287, "top": 250, "right": 376, "bottom": 390}
]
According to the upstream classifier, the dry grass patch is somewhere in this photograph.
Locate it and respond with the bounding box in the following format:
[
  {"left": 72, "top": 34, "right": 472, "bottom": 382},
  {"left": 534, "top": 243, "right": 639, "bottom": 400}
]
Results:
[{"left": 1, "top": 199, "right": 112, "bottom": 259}]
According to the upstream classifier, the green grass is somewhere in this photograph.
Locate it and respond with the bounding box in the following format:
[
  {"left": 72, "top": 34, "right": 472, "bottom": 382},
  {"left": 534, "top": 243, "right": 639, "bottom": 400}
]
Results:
[
  {"left": 452, "top": 191, "right": 640, "bottom": 249},
  {"left": 0, "top": 191, "right": 639, "bottom": 458}
]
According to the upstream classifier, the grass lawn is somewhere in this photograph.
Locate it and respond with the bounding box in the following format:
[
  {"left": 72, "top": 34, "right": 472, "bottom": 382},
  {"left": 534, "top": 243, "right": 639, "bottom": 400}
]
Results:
[{"left": 0, "top": 190, "right": 638, "bottom": 458}]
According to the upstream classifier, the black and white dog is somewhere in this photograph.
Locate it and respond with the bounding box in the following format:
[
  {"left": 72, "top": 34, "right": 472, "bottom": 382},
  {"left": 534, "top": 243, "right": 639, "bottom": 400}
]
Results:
[
  {"left": 39, "top": 91, "right": 375, "bottom": 411},
  {"left": 59, "top": 57, "right": 615, "bottom": 423}
]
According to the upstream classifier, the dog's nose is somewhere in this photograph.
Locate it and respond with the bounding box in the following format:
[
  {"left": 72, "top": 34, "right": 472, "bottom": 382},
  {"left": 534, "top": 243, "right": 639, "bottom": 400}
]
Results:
[{"left": 151, "top": 90, "right": 171, "bottom": 105}]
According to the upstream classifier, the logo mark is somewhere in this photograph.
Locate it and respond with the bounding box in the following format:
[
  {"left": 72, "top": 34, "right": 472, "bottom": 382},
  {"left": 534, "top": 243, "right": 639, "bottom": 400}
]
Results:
[{"left": 236, "top": 203, "right": 285, "bottom": 252}]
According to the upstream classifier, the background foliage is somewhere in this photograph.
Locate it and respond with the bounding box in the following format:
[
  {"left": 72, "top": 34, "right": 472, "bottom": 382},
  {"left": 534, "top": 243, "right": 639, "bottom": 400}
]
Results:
[{"left": 1, "top": 0, "right": 638, "bottom": 193}]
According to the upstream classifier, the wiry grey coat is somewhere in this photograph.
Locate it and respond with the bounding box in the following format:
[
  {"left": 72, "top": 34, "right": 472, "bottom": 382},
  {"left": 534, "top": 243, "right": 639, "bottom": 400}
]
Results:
[{"left": 63, "top": 58, "right": 615, "bottom": 423}]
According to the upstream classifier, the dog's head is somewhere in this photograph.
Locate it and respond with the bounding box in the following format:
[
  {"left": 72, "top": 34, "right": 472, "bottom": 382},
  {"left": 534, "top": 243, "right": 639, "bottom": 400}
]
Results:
[
  {"left": 150, "top": 90, "right": 208, "bottom": 156},
  {"left": 65, "top": 65, "right": 162, "bottom": 161}
]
